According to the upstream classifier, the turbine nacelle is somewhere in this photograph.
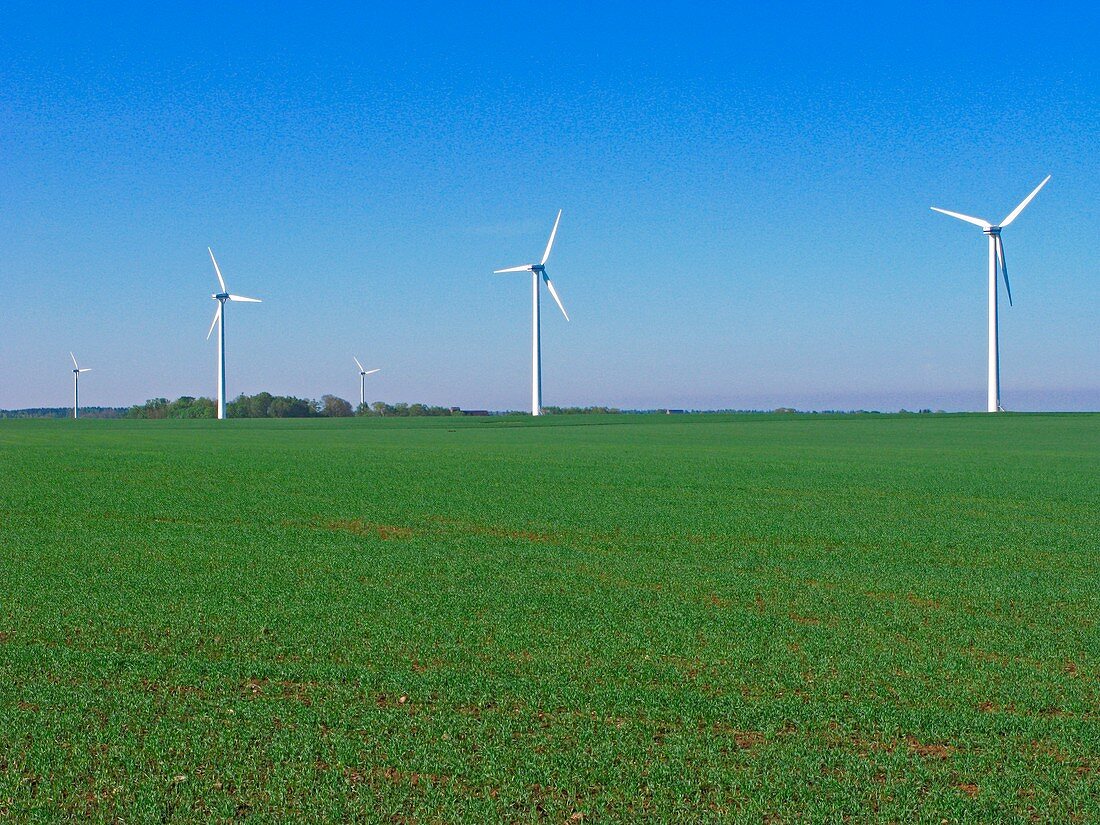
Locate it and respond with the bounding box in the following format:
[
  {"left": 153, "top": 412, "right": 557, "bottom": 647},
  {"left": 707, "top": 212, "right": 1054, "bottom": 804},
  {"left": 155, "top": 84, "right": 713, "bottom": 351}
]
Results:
[
  {"left": 354, "top": 357, "right": 380, "bottom": 377},
  {"left": 931, "top": 175, "right": 1050, "bottom": 311},
  {"left": 206, "top": 249, "right": 263, "bottom": 340},
  {"left": 492, "top": 210, "right": 569, "bottom": 322},
  {"left": 69, "top": 353, "right": 91, "bottom": 374}
]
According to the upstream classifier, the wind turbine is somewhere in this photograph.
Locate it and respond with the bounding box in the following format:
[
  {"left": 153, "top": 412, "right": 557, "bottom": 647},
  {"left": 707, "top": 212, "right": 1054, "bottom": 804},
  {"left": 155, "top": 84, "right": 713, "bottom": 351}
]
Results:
[
  {"left": 69, "top": 352, "right": 91, "bottom": 419},
  {"left": 206, "top": 247, "right": 262, "bottom": 420},
  {"left": 494, "top": 209, "right": 570, "bottom": 416},
  {"left": 353, "top": 357, "right": 380, "bottom": 407},
  {"left": 931, "top": 175, "right": 1050, "bottom": 413}
]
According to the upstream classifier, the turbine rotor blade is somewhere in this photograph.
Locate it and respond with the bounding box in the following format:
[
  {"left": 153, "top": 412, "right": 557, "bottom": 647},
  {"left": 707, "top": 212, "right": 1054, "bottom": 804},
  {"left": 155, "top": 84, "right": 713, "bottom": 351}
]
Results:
[
  {"left": 929, "top": 207, "right": 991, "bottom": 229},
  {"left": 542, "top": 271, "right": 569, "bottom": 321},
  {"left": 208, "top": 247, "right": 228, "bottom": 293},
  {"left": 353, "top": 356, "right": 365, "bottom": 372},
  {"left": 78, "top": 368, "right": 92, "bottom": 373},
  {"left": 997, "top": 235, "right": 1013, "bottom": 306},
  {"left": 494, "top": 264, "right": 533, "bottom": 273},
  {"left": 1000, "top": 174, "right": 1051, "bottom": 227},
  {"left": 364, "top": 368, "right": 381, "bottom": 376},
  {"left": 540, "top": 209, "right": 562, "bottom": 265},
  {"left": 228, "top": 294, "right": 262, "bottom": 302},
  {"left": 206, "top": 303, "right": 221, "bottom": 340},
  {"left": 70, "top": 351, "right": 79, "bottom": 369}
]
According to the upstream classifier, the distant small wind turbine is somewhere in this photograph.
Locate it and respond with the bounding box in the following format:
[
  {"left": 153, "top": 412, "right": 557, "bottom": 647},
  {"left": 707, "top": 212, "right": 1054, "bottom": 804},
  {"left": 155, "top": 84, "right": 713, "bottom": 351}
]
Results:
[
  {"left": 353, "top": 357, "right": 381, "bottom": 406},
  {"left": 69, "top": 352, "right": 91, "bottom": 419},
  {"left": 931, "top": 175, "right": 1050, "bottom": 413},
  {"left": 494, "top": 209, "right": 570, "bottom": 416},
  {"left": 206, "top": 247, "right": 262, "bottom": 420}
]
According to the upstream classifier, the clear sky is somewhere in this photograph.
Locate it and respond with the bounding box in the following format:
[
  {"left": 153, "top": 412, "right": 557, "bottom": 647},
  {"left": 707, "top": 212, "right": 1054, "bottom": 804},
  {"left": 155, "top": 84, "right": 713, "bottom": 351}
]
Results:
[{"left": 1, "top": 2, "right": 1097, "bottom": 412}]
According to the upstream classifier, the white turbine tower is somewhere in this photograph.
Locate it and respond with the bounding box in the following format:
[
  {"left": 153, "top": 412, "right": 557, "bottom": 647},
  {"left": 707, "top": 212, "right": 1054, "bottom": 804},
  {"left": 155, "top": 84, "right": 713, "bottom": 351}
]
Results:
[
  {"left": 494, "top": 209, "right": 570, "bottom": 416},
  {"left": 353, "top": 357, "right": 381, "bottom": 407},
  {"left": 931, "top": 175, "right": 1050, "bottom": 413},
  {"left": 206, "top": 247, "right": 262, "bottom": 420},
  {"left": 69, "top": 352, "right": 91, "bottom": 419}
]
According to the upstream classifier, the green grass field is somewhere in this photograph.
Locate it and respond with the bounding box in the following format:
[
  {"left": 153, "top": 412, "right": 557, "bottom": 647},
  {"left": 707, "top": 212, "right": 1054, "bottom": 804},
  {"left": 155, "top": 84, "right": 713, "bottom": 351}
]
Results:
[{"left": 1, "top": 413, "right": 1098, "bottom": 822}]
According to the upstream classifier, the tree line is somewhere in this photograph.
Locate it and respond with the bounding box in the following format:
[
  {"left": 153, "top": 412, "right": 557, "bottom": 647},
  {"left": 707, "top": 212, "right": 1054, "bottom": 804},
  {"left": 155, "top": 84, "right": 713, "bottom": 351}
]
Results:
[
  {"left": 0, "top": 406, "right": 128, "bottom": 419},
  {"left": 126, "top": 394, "right": 474, "bottom": 419},
  {"left": 0, "top": 398, "right": 631, "bottom": 420},
  {"left": 0, "top": 402, "right": 941, "bottom": 420}
]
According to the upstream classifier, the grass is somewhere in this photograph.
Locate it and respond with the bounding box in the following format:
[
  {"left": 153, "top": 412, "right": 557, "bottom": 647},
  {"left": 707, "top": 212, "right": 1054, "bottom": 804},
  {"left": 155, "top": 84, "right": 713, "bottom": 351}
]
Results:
[{"left": 0, "top": 412, "right": 1098, "bottom": 822}]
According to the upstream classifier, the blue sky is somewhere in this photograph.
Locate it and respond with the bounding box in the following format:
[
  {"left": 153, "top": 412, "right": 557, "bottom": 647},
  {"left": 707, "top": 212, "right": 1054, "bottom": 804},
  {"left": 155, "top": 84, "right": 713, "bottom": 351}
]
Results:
[{"left": 1, "top": 2, "right": 1096, "bottom": 411}]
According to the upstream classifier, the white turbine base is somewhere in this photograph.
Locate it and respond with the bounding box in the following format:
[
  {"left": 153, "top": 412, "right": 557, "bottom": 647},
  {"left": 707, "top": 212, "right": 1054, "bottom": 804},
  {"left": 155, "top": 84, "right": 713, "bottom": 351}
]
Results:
[
  {"left": 217, "top": 298, "right": 226, "bottom": 420},
  {"left": 987, "top": 233, "right": 1000, "bottom": 413},
  {"left": 532, "top": 270, "right": 542, "bottom": 416}
]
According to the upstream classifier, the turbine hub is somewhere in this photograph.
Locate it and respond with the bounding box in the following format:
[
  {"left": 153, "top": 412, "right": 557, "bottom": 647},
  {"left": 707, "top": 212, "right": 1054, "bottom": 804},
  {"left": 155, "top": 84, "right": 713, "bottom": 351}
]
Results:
[
  {"left": 213, "top": 292, "right": 229, "bottom": 300},
  {"left": 983, "top": 226, "right": 1001, "bottom": 236}
]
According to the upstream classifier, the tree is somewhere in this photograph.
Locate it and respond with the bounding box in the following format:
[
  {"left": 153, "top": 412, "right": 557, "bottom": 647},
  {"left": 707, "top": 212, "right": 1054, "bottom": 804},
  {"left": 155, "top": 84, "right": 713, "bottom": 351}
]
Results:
[
  {"left": 127, "top": 398, "right": 169, "bottom": 419},
  {"left": 248, "top": 392, "right": 275, "bottom": 418},
  {"left": 226, "top": 394, "right": 249, "bottom": 418},
  {"left": 321, "top": 394, "right": 354, "bottom": 417},
  {"left": 127, "top": 396, "right": 216, "bottom": 419},
  {"left": 268, "top": 396, "right": 315, "bottom": 418},
  {"left": 175, "top": 397, "right": 216, "bottom": 418}
]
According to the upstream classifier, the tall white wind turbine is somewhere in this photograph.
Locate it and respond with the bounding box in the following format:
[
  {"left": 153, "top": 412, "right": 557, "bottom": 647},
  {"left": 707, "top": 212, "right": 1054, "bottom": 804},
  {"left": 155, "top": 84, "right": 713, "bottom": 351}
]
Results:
[
  {"left": 206, "top": 248, "right": 262, "bottom": 420},
  {"left": 493, "top": 209, "right": 570, "bottom": 416},
  {"left": 69, "top": 352, "right": 91, "bottom": 419},
  {"left": 931, "top": 175, "right": 1050, "bottom": 413},
  {"left": 353, "top": 357, "right": 381, "bottom": 407}
]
